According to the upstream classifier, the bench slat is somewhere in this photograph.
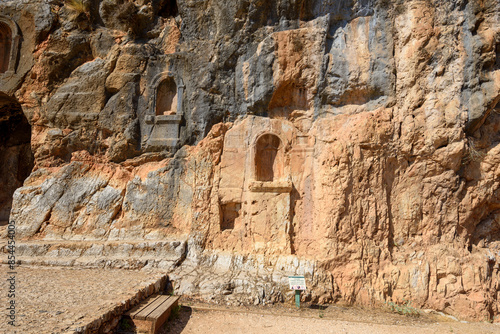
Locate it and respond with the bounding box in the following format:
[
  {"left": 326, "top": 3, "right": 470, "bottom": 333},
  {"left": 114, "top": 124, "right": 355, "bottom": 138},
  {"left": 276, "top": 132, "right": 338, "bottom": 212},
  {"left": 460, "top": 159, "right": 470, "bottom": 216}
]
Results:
[
  {"left": 127, "top": 295, "right": 161, "bottom": 318},
  {"left": 135, "top": 295, "right": 170, "bottom": 320},
  {"left": 146, "top": 295, "right": 180, "bottom": 321},
  {"left": 127, "top": 294, "right": 181, "bottom": 334}
]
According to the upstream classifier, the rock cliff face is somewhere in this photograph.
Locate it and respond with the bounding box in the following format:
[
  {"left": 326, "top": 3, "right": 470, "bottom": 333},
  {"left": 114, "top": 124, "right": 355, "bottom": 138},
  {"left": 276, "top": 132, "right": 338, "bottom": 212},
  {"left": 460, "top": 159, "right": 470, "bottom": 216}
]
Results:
[{"left": 1, "top": 0, "right": 500, "bottom": 322}]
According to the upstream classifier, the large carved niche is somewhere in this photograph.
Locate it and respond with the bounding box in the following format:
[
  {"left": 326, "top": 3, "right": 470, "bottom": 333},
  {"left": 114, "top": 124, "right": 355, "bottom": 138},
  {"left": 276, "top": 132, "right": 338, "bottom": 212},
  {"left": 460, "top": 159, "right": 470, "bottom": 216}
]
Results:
[
  {"left": 0, "top": 15, "right": 20, "bottom": 75},
  {"left": 216, "top": 117, "right": 295, "bottom": 254},
  {"left": 249, "top": 131, "right": 291, "bottom": 193},
  {"left": 254, "top": 133, "right": 283, "bottom": 182}
]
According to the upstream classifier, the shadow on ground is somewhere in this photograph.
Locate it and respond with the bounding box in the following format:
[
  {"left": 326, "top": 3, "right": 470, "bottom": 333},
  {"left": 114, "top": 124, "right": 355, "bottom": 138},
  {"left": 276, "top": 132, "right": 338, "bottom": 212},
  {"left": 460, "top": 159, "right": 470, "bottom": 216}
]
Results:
[{"left": 160, "top": 306, "right": 192, "bottom": 334}]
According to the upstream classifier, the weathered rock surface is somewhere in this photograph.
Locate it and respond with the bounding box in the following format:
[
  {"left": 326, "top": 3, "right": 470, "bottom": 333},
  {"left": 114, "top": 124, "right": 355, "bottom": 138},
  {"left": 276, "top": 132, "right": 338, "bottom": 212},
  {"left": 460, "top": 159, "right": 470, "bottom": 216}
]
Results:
[{"left": 1, "top": 0, "right": 500, "bottom": 322}]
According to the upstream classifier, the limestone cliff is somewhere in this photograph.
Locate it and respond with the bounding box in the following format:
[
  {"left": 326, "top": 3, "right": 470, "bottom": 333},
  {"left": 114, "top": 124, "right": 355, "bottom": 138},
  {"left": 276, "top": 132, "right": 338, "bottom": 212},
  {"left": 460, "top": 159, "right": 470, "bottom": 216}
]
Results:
[{"left": 1, "top": 0, "right": 500, "bottom": 322}]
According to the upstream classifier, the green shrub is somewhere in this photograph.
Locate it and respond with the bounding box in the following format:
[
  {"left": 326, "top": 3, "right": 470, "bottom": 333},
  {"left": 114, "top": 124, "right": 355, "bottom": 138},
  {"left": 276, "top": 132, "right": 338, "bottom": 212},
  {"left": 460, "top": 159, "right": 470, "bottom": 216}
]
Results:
[
  {"left": 386, "top": 300, "right": 420, "bottom": 317},
  {"left": 119, "top": 318, "right": 133, "bottom": 330}
]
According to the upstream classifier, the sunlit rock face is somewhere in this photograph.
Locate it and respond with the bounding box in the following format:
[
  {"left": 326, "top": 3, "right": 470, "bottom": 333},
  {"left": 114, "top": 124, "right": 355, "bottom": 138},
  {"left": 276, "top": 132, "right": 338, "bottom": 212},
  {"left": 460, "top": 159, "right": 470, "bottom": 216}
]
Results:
[{"left": 1, "top": 0, "right": 500, "bottom": 321}]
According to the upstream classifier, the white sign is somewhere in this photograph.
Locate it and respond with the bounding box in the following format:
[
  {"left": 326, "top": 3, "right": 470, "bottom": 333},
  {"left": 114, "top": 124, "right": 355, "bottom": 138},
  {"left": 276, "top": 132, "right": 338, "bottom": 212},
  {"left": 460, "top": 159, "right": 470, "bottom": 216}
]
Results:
[{"left": 288, "top": 276, "right": 306, "bottom": 290}]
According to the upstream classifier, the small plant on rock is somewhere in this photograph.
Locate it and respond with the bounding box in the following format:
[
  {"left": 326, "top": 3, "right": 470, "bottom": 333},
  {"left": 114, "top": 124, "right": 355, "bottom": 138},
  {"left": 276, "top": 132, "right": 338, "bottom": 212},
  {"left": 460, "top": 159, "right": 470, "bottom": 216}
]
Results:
[
  {"left": 65, "top": 0, "right": 90, "bottom": 20},
  {"left": 318, "top": 305, "right": 325, "bottom": 318},
  {"left": 386, "top": 300, "right": 420, "bottom": 317},
  {"left": 463, "top": 139, "right": 485, "bottom": 164}
]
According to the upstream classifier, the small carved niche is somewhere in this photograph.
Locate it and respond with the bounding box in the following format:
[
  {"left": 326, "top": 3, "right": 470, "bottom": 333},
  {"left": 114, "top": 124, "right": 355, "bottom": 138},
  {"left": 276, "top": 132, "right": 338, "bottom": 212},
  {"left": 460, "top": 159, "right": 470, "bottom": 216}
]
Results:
[
  {"left": 156, "top": 77, "right": 177, "bottom": 116},
  {"left": 255, "top": 133, "right": 283, "bottom": 182},
  {"left": 0, "top": 22, "right": 12, "bottom": 73},
  {"left": 220, "top": 202, "right": 241, "bottom": 231}
]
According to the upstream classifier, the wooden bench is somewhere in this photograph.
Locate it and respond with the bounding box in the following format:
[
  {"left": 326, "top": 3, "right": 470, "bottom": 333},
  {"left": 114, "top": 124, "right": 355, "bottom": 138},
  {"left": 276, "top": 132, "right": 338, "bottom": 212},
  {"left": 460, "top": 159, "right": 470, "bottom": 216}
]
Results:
[{"left": 126, "top": 294, "right": 180, "bottom": 334}]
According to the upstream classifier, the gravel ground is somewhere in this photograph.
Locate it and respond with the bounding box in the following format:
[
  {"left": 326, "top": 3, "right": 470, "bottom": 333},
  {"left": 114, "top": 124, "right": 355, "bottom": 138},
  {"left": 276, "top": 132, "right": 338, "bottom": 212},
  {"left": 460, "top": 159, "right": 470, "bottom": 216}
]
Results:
[
  {"left": 159, "top": 300, "right": 500, "bottom": 334},
  {"left": 0, "top": 265, "right": 166, "bottom": 334}
]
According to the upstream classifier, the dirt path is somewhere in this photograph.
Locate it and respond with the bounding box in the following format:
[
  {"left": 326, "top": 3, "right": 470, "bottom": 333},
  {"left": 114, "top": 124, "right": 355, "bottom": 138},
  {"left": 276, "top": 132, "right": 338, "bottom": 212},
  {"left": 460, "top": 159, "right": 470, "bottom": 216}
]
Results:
[{"left": 159, "top": 301, "right": 500, "bottom": 334}]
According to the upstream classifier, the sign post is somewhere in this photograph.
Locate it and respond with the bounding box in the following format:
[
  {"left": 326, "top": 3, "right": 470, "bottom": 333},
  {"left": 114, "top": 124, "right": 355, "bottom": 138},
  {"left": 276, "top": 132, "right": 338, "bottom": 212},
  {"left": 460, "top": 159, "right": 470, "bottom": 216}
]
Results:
[
  {"left": 288, "top": 276, "right": 306, "bottom": 308},
  {"left": 295, "top": 290, "right": 301, "bottom": 308}
]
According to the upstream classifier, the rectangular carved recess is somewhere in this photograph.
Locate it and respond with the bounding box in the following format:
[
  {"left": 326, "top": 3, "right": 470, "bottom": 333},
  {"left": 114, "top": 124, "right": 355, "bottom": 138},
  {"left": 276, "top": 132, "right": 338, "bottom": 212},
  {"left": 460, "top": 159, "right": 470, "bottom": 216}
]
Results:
[
  {"left": 220, "top": 202, "right": 241, "bottom": 231},
  {"left": 248, "top": 180, "right": 292, "bottom": 193}
]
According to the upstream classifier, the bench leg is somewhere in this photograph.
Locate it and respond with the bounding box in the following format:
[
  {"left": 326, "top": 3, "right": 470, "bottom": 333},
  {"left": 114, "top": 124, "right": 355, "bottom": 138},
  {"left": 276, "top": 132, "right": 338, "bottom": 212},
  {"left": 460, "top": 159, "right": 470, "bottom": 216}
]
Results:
[
  {"left": 131, "top": 318, "right": 156, "bottom": 334},
  {"left": 152, "top": 299, "right": 178, "bottom": 333}
]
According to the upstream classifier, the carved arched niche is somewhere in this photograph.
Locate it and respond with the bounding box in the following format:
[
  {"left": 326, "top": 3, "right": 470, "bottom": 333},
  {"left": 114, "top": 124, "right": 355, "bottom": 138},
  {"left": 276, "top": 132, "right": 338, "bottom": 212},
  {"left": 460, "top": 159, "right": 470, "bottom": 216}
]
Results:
[
  {"left": 254, "top": 133, "right": 283, "bottom": 182},
  {"left": 145, "top": 72, "right": 185, "bottom": 150},
  {"left": 0, "top": 15, "right": 20, "bottom": 74},
  {"left": 149, "top": 72, "right": 184, "bottom": 117},
  {"left": 156, "top": 77, "right": 178, "bottom": 115}
]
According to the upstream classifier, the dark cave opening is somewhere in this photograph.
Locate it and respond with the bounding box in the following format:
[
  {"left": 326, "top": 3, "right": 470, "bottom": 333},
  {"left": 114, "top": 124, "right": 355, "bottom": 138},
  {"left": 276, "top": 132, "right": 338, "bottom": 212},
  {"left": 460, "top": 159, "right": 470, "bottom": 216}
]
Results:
[
  {"left": 0, "top": 21, "right": 12, "bottom": 73},
  {"left": 0, "top": 93, "right": 34, "bottom": 225},
  {"left": 159, "top": 0, "right": 178, "bottom": 18}
]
